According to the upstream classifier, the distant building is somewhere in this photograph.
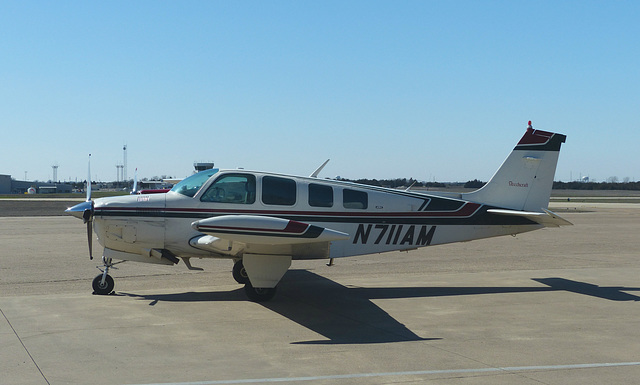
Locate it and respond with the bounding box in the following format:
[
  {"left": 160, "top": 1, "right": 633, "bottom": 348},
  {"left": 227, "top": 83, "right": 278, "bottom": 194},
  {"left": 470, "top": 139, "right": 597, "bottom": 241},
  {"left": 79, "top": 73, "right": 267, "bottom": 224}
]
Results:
[
  {"left": 0, "top": 174, "right": 72, "bottom": 194},
  {"left": 0, "top": 175, "right": 10, "bottom": 194}
]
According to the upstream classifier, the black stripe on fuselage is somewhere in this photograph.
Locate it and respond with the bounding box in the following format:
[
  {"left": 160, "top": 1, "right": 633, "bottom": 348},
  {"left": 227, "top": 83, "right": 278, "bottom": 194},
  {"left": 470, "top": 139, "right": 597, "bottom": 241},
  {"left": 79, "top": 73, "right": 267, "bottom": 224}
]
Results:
[{"left": 94, "top": 206, "right": 536, "bottom": 226}]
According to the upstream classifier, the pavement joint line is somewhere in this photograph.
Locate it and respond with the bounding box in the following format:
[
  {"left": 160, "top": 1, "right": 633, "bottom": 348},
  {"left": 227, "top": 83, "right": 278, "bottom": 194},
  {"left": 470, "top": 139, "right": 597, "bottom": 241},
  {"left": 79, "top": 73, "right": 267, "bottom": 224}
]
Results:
[
  {"left": 0, "top": 307, "right": 51, "bottom": 385},
  {"left": 127, "top": 361, "right": 640, "bottom": 385}
]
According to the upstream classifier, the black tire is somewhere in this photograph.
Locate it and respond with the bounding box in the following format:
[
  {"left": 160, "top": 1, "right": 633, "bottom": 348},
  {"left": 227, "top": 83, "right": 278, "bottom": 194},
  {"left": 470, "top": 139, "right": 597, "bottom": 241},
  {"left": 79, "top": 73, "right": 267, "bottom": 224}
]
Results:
[
  {"left": 244, "top": 282, "right": 276, "bottom": 302},
  {"left": 92, "top": 274, "right": 114, "bottom": 295},
  {"left": 232, "top": 260, "right": 249, "bottom": 284}
]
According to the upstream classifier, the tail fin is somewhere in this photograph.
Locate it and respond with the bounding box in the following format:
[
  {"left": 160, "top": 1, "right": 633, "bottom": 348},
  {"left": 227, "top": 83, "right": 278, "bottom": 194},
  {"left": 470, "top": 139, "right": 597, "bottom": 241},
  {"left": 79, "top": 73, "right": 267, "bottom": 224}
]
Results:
[{"left": 463, "top": 123, "right": 566, "bottom": 212}]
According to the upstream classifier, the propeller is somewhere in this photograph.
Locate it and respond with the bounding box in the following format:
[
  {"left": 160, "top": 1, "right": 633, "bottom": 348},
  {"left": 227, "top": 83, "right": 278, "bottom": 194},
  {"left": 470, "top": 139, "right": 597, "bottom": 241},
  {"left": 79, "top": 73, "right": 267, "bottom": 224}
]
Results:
[{"left": 65, "top": 154, "right": 95, "bottom": 260}]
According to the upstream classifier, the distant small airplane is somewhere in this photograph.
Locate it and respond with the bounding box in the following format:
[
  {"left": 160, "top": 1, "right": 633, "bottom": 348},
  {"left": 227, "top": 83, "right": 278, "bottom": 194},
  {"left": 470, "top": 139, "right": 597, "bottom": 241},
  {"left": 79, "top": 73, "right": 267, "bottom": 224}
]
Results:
[
  {"left": 136, "top": 188, "right": 171, "bottom": 194},
  {"left": 67, "top": 122, "right": 570, "bottom": 301},
  {"left": 130, "top": 168, "right": 172, "bottom": 194}
]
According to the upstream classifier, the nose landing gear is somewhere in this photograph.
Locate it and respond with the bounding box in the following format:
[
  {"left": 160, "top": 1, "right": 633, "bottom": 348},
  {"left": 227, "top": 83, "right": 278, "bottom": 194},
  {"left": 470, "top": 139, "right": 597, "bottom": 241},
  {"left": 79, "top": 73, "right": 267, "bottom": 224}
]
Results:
[
  {"left": 92, "top": 256, "right": 124, "bottom": 295},
  {"left": 92, "top": 273, "right": 114, "bottom": 295}
]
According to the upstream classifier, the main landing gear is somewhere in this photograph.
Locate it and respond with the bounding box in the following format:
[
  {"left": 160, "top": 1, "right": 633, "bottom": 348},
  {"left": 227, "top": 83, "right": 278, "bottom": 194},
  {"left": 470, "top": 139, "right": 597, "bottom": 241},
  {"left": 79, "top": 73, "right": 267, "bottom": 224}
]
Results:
[
  {"left": 233, "top": 259, "right": 278, "bottom": 302},
  {"left": 232, "top": 259, "right": 249, "bottom": 284},
  {"left": 92, "top": 256, "right": 123, "bottom": 295}
]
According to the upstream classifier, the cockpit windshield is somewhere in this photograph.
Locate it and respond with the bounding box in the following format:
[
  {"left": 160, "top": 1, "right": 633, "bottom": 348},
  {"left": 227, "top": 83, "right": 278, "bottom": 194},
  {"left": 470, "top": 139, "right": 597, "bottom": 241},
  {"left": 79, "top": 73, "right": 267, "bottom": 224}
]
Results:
[{"left": 170, "top": 168, "right": 219, "bottom": 197}]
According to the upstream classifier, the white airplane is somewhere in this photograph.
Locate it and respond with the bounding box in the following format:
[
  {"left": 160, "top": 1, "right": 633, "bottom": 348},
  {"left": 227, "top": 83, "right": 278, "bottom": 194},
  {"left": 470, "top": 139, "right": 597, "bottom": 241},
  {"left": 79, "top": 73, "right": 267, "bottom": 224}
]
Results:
[{"left": 66, "top": 123, "right": 571, "bottom": 301}]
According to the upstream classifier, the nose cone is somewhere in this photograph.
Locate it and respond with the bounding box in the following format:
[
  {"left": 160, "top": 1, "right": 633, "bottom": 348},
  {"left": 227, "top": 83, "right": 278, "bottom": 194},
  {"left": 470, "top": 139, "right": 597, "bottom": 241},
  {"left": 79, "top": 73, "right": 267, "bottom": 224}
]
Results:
[{"left": 65, "top": 201, "right": 93, "bottom": 220}]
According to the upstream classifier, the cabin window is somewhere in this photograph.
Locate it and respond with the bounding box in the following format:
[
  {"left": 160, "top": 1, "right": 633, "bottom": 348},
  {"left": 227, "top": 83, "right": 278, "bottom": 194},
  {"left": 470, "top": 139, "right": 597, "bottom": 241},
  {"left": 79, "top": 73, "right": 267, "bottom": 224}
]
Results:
[
  {"left": 262, "top": 176, "right": 296, "bottom": 205},
  {"left": 309, "top": 183, "right": 333, "bottom": 207},
  {"left": 200, "top": 174, "right": 256, "bottom": 204},
  {"left": 343, "top": 189, "right": 368, "bottom": 209}
]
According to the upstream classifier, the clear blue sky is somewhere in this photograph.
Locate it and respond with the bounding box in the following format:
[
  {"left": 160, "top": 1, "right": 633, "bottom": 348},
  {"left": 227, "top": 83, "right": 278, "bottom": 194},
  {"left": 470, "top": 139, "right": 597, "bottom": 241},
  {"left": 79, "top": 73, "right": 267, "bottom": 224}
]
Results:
[{"left": 2, "top": 1, "right": 638, "bottom": 183}]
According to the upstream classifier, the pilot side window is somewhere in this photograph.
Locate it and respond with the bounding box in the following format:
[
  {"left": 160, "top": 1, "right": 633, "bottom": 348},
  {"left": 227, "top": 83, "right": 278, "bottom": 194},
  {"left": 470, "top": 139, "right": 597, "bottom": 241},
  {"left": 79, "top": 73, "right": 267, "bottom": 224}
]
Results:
[
  {"left": 343, "top": 189, "right": 368, "bottom": 209},
  {"left": 200, "top": 174, "right": 256, "bottom": 204},
  {"left": 262, "top": 176, "right": 296, "bottom": 205},
  {"left": 309, "top": 183, "right": 333, "bottom": 207}
]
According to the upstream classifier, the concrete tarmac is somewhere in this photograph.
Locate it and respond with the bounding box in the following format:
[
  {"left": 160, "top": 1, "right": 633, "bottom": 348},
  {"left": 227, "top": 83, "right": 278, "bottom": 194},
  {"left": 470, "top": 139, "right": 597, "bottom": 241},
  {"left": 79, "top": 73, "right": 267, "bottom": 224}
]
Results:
[{"left": 1, "top": 203, "right": 640, "bottom": 384}]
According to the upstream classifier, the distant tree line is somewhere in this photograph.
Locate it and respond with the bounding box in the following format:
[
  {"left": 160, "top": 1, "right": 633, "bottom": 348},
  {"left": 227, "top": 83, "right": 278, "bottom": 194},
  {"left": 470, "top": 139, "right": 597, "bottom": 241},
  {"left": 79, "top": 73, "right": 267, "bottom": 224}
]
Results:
[
  {"left": 460, "top": 180, "right": 640, "bottom": 190},
  {"left": 344, "top": 178, "right": 420, "bottom": 188},
  {"left": 553, "top": 181, "right": 640, "bottom": 190},
  {"left": 463, "top": 179, "right": 486, "bottom": 188},
  {"left": 463, "top": 180, "right": 640, "bottom": 190},
  {"left": 340, "top": 178, "right": 446, "bottom": 189},
  {"left": 342, "top": 178, "right": 640, "bottom": 191}
]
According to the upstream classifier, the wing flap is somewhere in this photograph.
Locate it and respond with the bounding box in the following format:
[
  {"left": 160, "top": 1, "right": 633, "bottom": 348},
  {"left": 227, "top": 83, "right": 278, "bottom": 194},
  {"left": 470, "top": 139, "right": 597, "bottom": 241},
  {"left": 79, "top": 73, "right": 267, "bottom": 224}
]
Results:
[
  {"left": 191, "top": 215, "right": 350, "bottom": 245},
  {"left": 487, "top": 208, "right": 573, "bottom": 227}
]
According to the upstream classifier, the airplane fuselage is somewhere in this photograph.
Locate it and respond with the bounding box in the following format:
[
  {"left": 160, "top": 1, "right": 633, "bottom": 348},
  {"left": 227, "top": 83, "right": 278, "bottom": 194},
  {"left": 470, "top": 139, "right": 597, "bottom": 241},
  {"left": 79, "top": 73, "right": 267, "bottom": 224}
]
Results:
[{"left": 91, "top": 169, "right": 541, "bottom": 266}]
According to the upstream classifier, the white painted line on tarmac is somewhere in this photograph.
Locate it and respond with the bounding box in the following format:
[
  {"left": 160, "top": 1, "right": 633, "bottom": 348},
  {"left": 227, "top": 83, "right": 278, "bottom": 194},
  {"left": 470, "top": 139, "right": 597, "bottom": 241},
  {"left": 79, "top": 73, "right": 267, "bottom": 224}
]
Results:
[{"left": 129, "top": 361, "right": 640, "bottom": 385}]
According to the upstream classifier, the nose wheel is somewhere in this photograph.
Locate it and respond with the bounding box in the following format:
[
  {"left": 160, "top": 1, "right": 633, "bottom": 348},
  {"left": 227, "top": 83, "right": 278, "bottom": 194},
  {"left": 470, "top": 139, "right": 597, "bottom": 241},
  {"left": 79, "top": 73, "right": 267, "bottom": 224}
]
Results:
[
  {"left": 92, "top": 256, "right": 123, "bottom": 295},
  {"left": 92, "top": 273, "right": 114, "bottom": 295}
]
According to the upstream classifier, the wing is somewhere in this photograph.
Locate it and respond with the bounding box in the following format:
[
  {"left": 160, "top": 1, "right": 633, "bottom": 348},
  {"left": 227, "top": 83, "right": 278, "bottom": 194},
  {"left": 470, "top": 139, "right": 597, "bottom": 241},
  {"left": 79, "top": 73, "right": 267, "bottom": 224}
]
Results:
[
  {"left": 191, "top": 215, "right": 350, "bottom": 290},
  {"left": 191, "top": 215, "right": 350, "bottom": 246}
]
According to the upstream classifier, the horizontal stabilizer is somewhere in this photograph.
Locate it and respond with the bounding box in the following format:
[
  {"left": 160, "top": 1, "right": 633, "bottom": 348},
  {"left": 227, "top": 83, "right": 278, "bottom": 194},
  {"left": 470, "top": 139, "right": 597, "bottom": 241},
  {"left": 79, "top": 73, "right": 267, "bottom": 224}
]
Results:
[{"left": 487, "top": 208, "right": 573, "bottom": 227}]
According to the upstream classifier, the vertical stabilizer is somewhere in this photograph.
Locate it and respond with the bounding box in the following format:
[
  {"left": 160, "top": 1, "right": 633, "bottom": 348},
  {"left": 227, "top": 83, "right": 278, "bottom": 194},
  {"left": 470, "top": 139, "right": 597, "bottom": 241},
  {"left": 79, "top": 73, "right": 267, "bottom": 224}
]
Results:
[{"left": 463, "top": 124, "right": 566, "bottom": 212}]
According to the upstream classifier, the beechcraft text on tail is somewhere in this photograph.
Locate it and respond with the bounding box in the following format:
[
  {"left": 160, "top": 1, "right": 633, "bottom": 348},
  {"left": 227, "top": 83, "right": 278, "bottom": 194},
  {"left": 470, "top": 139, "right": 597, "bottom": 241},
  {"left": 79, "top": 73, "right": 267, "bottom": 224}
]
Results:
[{"left": 66, "top": 122, "right": 571, "bottom": 302}]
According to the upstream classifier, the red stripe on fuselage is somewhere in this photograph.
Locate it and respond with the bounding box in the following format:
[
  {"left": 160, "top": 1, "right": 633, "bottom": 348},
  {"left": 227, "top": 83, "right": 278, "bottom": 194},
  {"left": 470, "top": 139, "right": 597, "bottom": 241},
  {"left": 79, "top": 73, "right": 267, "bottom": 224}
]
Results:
[{"left": 97, "top": 202, "right": 481, "bottom": 219}]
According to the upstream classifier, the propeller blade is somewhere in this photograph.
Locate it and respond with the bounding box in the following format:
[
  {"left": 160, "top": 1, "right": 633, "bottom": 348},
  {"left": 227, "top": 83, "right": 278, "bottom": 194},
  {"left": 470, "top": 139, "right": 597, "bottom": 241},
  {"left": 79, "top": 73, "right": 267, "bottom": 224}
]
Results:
[
  {"left": 87, "top": 218, "right": 93, "bottom": 260},
  {"left": 131, "top": 167, "right": 138, "bottom": 194},
  {"left": 86, "top": 154, "right": 92, "bottom": 202},
  {"left": 66, "top": 155, "right": 96, "bottom": 260},
  {"left": 84, "top": 153, "right": 93, "bottom": 260},
  {"left": 82, "top": 201, "right": 94, "bottom": 260}
]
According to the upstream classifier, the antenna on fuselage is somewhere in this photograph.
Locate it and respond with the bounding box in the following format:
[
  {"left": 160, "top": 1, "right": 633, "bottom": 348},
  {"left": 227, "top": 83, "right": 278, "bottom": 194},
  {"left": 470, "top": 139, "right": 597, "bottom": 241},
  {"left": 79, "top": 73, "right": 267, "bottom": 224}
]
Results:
[{"left": 310, "top": 159, "right": 330, "bottom": 178}]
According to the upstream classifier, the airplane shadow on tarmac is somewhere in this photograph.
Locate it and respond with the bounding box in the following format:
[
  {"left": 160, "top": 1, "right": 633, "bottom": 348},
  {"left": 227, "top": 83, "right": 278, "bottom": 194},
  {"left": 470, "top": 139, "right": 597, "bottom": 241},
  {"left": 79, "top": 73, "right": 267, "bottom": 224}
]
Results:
[{"left": 121, "top": 271, "right": 640, "bottom": 345}]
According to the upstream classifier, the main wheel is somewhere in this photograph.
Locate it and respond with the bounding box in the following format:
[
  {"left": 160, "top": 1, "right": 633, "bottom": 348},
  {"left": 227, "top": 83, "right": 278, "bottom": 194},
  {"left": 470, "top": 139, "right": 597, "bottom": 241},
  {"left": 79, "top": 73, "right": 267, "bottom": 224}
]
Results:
[
  {"left": 92, "top": 274, "right": 114, "bottom": 295},
  {"left": 232, "top": 260, "right": 249, "bottom": 284},
  {"left": 244, "top": 282, "right": 277, "bottom": 302}
]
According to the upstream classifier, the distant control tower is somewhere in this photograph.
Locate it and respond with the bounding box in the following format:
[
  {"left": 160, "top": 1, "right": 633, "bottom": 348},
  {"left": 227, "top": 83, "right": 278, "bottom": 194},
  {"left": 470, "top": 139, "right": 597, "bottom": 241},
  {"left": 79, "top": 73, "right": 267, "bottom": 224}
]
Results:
[
  {"left": 194, "top": 162, "right": 215, "bottom": 172},
  {"left": 51, "top": 164, "right": 58, "bottom": 182}
]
